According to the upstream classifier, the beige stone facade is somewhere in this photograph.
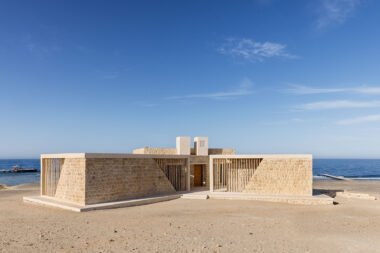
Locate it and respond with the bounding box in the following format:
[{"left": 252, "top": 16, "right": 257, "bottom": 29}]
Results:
[
  {"left": 243, "top": 157, "right": 312, "bottom": 196},
  {"left": 54, "top": 158, "right": 86, "bottom": 205},
  {"left": 208, "top": 148, "right": 235, "bottom": 155},
  {"left": 41, "top": 154, "right": 187, "bottom": 205},
  {"left": 133, "top": 147, "right": 235, "bottom": 156},
  {"left": 85, "top": 158, "right": 176, "bottom": 205},
  {"left": 210, "top": 155, "right": 313, "bottom": 196},
  {"left": 39, "top": 137, "right": 313, "bottom": 206},
  {"left": 133, "top": 147, "right": 177, "bottom": 155}
]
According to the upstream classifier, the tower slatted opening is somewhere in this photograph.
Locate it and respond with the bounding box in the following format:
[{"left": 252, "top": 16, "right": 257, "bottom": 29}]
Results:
[
  {"left": 42, "top": 158, "right": 62, "bottom": 197},
  {"left": 213, "top": 158, "right": 263, "bottom": 192}
]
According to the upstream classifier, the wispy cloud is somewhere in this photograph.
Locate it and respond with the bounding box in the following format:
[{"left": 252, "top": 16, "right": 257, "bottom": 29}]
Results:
[
  {"left": 316, "top": 0, "right": 361, "bottom": 29},
  {"left": 218, "top": 38, "right": 295, "bottom": 62},
  {"left": 337, "top": 114, "right": 380, "bottom": 125},
  {"left": 295, "top": 100, "right": 380, "bottom": 110},
  {"left": 355, "top": 87, "right": 380, "bottom": 94},
  {"left": 165, "top": 78, "right": 253, "bottom": 100},
  {"left": 286, "top": 85, "right": 380, "bottom": 95},
  {"left": 286, "top": 85, "right": 345, "bottom": 94}
]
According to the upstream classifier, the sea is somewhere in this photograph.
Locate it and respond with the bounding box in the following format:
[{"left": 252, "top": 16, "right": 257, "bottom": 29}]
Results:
[
  {"left": 0, "top": 158, "right": 380, "bottom": 186},
  {"left": 0, "top": 159, "right": 40, "bottom": 186}
]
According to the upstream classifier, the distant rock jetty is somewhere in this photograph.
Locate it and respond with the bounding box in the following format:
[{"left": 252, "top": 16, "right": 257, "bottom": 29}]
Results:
[{"left": 0, "top": 165, "right": 38, "bottom": 173}]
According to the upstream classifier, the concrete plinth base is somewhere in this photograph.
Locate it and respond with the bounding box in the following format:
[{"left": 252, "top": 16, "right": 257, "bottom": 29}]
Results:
[
  {"left": 181, "top": 191, "right": 334, "bottom": 205},
  {"left": 23, "top": 194, "right": 181, "bottom": 212},
  {"left": 24, "top": 191, "right": 333, "bottom": 212}
]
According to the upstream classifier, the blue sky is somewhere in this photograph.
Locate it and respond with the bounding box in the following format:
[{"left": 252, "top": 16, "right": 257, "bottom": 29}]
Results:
[{"left": 1, "top": 0, "right": 380, "bottom": 158}]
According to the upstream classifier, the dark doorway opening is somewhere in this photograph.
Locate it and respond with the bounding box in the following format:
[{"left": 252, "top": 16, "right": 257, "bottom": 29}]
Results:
[{"left": 193, "top": 164, "right": 203, "bottom": 187}]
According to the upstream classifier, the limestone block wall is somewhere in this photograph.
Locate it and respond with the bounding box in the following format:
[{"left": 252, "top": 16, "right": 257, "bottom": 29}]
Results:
[
  {"left": 204, "top": 164, "right": 209, "bottom": 187},
  {"left": 134, "top": 147, "right": 235, "bottom": 155},
  {"left": 133, "top": 147, "right": 177, "bottom": 155},
  {"left": 208, "top": 148, "right": 235, "bottom": 155},
  {"left": 132, "top": 148, "right": 145, "bottom": 154},
  {"left": 189, "top": 156, "right": 208, "bottom": 164},
  {"left": 176, "top": 136, "right": 191, "bottom": 155},
  {"left": 54, "top": 158, "right": 86, "bottom": 205},
  {"left": 189, "top": 165, "right": 195, "bottom": 187},
  {"left": 194, "top": 137, "right": 208, "bottom": 155},
  {"left": 85, "top": 158, "right": 176, "bottom": 205},
  {"left": 243, "top": 157, "right": 312, "bottom": 196}
]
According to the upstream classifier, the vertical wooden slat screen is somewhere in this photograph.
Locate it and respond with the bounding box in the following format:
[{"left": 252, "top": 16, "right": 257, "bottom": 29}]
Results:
[
  {"left": 42, "top": 158, "right": 62, "bottom": 197},
  {"left": 213, "top": 158, "right": 263, "bottom": 192},
  {"left": 154, "top": 158, "right": 186, "bottom": 191},
  {"left": 42, "top": 158, "right": 46, "bottom": 195}
]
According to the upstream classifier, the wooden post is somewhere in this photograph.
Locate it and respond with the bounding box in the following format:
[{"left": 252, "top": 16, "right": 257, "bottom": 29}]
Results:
[
  {"left": 40, "top": 157, "right": 43, "bottom": 196},
  {"left": 209, "top": 157, "right": 214, "bottom": 192},
  {"left": 186, "top": 158, "right": 190, "bottom": 191}
]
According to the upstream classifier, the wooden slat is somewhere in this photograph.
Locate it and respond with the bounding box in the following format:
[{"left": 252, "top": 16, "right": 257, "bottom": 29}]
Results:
[{"left": 211, "top": 158, "right": 263, "bottom": 193}]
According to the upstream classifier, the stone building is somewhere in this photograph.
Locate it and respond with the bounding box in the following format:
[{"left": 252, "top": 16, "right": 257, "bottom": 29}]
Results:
[{"left": 37, "top": 137, "right": 313, "bottom": 207}]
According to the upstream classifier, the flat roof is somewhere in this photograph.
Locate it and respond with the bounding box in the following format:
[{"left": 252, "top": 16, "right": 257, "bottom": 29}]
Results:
[
  {"left": 40, "top": 153, "right": 191, "bottom": 159},
  {"left": 210, "top": 154, "right": 312, "bottom": 159},
  {"left": 41, "top": 153, "right": 312, "bottom": 159}
]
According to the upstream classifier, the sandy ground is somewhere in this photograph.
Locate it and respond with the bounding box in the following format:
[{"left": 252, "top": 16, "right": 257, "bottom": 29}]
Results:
[{"left": 1, "top": 181, "right": 380, "bottom": 253}]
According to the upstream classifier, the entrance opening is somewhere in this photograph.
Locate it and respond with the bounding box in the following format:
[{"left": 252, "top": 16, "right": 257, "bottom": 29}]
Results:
[{"left": 193, "top": 164, "right": 203, "bottom": 187}]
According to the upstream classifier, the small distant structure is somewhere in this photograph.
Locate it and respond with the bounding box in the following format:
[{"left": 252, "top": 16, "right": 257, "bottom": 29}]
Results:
[
  {"left": 24, "top": 136, "right": 314, "bottom": 210},
  {"left": 0, "top": 165, "right": 37, "bottom": 173}
]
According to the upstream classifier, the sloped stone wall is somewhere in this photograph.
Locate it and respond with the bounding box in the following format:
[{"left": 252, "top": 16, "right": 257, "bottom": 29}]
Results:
[
  {"left": 54, "top": 158, "right": 86, "bottom": 205},
  {"left": 85, "top": 158, "right": 176, "bottom": 205},
  {"left": 243, "top": 158, "right": 312, "bottom": 196}
]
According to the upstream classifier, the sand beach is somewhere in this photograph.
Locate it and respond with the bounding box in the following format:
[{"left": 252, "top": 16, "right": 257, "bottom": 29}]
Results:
[{"left": 0, "top": 180, "right": 380, "bottom": 253}]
